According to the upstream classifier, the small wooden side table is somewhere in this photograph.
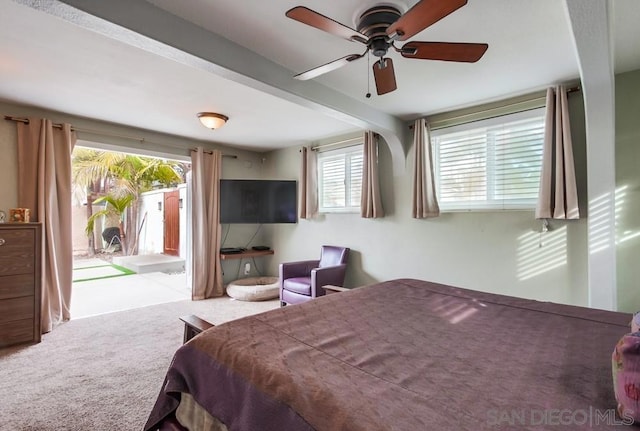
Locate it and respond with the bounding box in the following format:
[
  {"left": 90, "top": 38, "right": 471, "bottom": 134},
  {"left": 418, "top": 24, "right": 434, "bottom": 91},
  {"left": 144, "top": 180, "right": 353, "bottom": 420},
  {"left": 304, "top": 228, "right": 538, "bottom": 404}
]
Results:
[
  {"left": 323, "top": 285, "right": 350, "bottom": 294},
  {"left": 179, "top": 315, "right": 214, "bottom": 343}
]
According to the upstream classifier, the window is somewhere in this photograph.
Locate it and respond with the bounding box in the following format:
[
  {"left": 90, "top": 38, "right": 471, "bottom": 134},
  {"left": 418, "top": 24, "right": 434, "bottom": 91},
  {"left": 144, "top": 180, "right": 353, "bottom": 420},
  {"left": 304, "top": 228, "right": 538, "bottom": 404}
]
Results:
[
  {"left": 431, "top": 109, "right": 545, "bottom": 211},
  {"left": 317, "top": 145, "right": 363, "bottom": 212}
]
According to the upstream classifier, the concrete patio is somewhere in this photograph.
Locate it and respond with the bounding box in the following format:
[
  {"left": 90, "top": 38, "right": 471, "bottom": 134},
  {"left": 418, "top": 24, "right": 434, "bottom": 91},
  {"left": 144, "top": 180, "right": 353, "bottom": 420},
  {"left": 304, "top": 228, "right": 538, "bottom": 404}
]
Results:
[
  {"left": 71, "top": 257, "right": 190, "bottom": 319},
  {"left": 113, "top": 253, "right": 185, "bottom": 274}
]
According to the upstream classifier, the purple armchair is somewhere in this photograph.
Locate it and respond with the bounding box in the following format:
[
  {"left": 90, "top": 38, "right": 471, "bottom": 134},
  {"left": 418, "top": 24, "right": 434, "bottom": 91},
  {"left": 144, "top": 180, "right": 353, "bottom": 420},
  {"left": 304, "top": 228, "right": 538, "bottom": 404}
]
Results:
[{"left": 279, "top": 245, "right": 350, "bottom": 306}]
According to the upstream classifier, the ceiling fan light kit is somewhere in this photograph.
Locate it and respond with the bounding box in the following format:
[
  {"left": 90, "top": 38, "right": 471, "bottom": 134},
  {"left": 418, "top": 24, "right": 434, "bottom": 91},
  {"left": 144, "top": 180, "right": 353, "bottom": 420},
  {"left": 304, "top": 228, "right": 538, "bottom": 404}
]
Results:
[
  {"left": 197, "top": 112, "right": 228, "bottom": 130},
  {"left": 286, "top": 0, "right": 488, "bottom": 96}
]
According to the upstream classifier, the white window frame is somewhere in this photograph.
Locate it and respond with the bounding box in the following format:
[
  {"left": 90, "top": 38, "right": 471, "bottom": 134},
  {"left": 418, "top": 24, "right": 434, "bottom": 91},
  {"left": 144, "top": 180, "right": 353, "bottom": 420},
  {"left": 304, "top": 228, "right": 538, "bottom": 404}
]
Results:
[
  {"left": 430, "top": 108, "right": 545, "bottom": 212},
  {"left": 317, "top": 144, "right": 363, "bottom": 213}
]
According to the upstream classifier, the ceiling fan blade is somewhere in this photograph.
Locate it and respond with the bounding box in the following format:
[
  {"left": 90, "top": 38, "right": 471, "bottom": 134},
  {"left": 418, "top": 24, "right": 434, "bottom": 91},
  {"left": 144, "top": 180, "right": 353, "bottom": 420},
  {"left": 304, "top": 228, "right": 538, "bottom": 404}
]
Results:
[
  {"left": 294, "top": 53, "right": 365, "bottom": 81},
  {"left": 401, "top": 41, "right": 488, "bottom": 62},
  {"left": 373, "top": 58, "right": 397, "bottom": 95},
  {"left": 387, "top": 0, "right": 467, "bottom": 41},
  {"left": 286, "top": 6, "right": 368, "bottom": 44}
]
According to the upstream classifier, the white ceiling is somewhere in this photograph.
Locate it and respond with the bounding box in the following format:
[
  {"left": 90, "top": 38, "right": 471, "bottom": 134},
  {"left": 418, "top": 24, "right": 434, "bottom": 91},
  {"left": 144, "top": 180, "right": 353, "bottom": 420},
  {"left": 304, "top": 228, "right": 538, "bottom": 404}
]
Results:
[{"left": 0, "top": 0, "right": 639, "bottom": 153}]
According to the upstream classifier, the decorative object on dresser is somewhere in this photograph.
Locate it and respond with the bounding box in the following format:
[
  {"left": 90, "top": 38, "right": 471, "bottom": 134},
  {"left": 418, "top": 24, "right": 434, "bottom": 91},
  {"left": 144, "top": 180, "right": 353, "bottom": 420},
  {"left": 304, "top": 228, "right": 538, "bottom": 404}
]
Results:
[
  {"left": 0, "top": 223, "right": 42, "bottom": 347},
  {"left": 9, "top": 208, "right": 30, "bottom": 223}
]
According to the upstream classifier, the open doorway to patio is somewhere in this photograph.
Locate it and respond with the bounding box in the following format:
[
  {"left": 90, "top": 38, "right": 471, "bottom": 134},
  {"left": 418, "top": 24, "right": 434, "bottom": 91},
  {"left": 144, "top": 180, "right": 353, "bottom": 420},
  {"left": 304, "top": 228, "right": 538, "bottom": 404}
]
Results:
[{"left": 70, "top": 146, "right": 192, "bottom": 318}]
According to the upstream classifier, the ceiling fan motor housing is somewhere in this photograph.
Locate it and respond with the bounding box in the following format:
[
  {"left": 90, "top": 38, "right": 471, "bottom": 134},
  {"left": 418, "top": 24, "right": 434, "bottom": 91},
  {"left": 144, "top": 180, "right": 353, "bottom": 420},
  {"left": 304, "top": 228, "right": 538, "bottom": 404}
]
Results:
[{"left": 356, "top": 6, "right": 401, "bottom": 57}]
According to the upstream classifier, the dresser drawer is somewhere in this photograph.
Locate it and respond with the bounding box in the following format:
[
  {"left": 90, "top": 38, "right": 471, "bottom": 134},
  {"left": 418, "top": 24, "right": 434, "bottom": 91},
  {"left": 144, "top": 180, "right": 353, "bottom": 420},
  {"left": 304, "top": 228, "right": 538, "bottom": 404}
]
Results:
[
  {"left": 0, "top": 318, "right": 34, "bottom": 347},
  {"left": 0, "top": 295, "right": 34, "bottom": 324},
  {"left": 0, "top": 228, "right": 35, "bottom": 276},
  {"left": 0, "top": 228, "right": 35, "bottom": 248},
  {"left": 0, "top": 224, "right": 40, "bottom": 347},
  {"left": 0, "top": 274, "right": 35, "bottom": 300}
]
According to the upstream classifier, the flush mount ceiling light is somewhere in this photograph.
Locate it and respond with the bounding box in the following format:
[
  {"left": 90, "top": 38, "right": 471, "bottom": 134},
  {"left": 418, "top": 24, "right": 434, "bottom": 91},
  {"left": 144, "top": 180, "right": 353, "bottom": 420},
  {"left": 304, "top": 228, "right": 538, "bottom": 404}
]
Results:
[{"left": 197, "top": 112, "right": 228, "bottom": 130}]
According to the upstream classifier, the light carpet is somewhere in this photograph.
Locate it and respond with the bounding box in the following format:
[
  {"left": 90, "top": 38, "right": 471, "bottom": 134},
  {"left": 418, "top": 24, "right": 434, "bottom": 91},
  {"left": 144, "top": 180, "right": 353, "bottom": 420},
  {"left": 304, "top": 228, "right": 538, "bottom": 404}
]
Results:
[{"left": 0, "top": 296, "right": 279, "bottom": 431}]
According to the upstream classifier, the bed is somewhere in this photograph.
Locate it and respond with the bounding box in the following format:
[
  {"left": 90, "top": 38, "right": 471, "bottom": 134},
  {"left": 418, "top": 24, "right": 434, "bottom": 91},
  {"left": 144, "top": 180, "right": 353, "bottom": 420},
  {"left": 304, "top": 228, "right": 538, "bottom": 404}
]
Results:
[{"left": 145, "top": 278, "right": 631, "bottom": 430}]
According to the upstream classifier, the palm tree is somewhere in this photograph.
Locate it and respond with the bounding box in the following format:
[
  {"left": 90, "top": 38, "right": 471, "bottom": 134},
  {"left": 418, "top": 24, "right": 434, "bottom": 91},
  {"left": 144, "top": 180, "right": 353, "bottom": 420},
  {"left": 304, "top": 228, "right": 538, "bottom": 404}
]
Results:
[
  {"left": 85, "top": 194, "right": 135, "bottom": 252},
  {"left": 73, "top": 148, "right": 187, "bottom": 255}
]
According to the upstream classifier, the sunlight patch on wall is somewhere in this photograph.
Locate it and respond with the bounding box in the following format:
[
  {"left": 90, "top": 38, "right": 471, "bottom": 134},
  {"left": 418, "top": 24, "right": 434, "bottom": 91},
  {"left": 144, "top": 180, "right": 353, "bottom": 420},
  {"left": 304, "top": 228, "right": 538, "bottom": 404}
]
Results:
[
  {"left": 588, "top": 190, "right": 616, "bottom": 255},
  {"left": 517, "top": 226, "right": 568, "bottom": 280},
  {"left": 615, "top": 185, "right": 640, "bottom": 245},
  {"left": 588, "top": 186, "right": 638, "bottom": 254},
  {"left": 619, "top": 231, "right": 640, "bottom": 244}
]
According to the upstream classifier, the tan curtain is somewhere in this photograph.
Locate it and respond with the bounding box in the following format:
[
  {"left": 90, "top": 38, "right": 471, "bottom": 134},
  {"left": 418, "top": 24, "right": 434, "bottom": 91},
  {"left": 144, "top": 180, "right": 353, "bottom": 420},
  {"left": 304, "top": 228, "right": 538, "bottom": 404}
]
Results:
[
  {"left": 361, "top": 131, "right": 384, "bottom": 218},
  {"left": 17, "top": 118, "right": 76, "bottom": 333},
  {"left": 299, "top": 146, "right": 318, "bottom": 219},
  {"left": 190, "top": 148, "right": 223, "bottom": 299},
  {"left": 536, "top": 86, "right": 579, "bottom": 219},
  {"left": 411, "top": 118, "right": 439, "bottom": 218}
]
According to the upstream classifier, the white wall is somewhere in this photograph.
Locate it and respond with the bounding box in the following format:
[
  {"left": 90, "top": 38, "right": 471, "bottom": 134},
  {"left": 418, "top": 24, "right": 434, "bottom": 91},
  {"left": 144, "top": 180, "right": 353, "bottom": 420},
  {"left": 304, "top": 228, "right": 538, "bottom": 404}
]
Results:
[
  {"left": 615, "top": 69, "right": 640, "bottom": 312},
  {"left": 138, "top": 185, "right": 188, "bottom": 257},
  {"left": 139, "top": 188, "right": 170, "bottom": 255},
  {"left": 178, "top": 184, "right": 187, "bottom": 258}
]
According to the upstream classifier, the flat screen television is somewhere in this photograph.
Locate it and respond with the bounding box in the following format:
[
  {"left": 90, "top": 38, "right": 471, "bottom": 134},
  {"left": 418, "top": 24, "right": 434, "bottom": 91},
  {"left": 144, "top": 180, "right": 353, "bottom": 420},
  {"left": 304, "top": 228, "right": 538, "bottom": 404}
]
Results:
[{"left": 220, "top": 179, "right": 297, "bottom": 224}]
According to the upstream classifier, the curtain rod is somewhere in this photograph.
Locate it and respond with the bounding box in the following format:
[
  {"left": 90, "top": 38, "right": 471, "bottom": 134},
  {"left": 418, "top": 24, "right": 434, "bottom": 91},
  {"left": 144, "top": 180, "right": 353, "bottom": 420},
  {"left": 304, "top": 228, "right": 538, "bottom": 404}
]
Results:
[
  {"left": 4, "top": 115, "right": 157, "bottom": 142},
  {"left": 5, "top": 115, "right": 236, "bottom": 158},
  {"left": 4, "top": 115, "right": 160, "bottom": 142},
  {"left": 190, "top": 148, "right": 237, "bottom": 158},
  {"left": 4, "top": 115, "right": 69, "bottom": 130},
  {"left": 409, "top": 85, "right": 582, "bottom": 130},
  {"left": 310, "top": 136, "right": 363, "bottom": 152}
]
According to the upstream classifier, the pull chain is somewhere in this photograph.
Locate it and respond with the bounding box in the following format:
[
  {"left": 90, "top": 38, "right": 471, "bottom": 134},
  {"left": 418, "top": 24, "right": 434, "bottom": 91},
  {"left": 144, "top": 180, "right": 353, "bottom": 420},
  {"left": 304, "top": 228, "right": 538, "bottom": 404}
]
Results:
[{"left": 366, "top": 51, "right": 372, "bottom": 98}]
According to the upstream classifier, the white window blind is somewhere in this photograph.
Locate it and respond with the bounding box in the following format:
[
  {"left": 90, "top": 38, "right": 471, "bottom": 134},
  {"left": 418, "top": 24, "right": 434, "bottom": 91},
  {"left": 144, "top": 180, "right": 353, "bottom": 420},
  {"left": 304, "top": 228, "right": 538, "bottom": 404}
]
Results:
[
  {"left": 431, "top": 108, "right": 545, "bottom": 211},
  {"left": 318, "top": 145, "right": 363, "bottom": 212}
]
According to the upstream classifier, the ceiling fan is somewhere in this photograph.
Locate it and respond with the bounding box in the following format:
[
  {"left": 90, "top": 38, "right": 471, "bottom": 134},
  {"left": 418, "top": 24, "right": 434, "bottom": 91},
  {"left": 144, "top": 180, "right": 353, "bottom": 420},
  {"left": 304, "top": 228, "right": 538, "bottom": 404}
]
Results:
[{"left": 285, "top": 0, "right": 488, "bottom": 95}]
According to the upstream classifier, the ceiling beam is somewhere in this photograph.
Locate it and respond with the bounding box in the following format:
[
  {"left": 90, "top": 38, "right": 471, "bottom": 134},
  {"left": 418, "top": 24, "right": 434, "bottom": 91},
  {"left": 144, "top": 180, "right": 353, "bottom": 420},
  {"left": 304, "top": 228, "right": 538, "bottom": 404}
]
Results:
[{"left": 17, "top": 0, "right": 409, "bottom": 174}]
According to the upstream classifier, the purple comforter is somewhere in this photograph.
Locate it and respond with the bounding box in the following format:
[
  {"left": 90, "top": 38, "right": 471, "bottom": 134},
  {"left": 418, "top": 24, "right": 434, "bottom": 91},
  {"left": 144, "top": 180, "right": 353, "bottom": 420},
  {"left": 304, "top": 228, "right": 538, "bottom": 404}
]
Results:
[{"left": 145, "top": 279, "right": 631, "bottom": 430}]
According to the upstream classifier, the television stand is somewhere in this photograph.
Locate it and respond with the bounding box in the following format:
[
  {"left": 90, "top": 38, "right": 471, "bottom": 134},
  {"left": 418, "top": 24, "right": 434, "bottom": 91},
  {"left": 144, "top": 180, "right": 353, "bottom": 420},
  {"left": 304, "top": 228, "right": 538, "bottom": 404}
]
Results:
[
  {"left": 220, "top": 247, "right": 244, "bottom": 254},
  {"left": 219, "top": 249, "right": 274, "bottom": 260}
]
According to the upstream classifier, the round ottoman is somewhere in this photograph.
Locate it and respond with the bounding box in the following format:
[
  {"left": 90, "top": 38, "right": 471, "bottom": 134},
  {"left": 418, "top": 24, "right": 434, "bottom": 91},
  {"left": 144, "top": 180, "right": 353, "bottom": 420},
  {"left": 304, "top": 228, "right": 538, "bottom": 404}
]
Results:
[{"left": 226, "top": 276, "right": 280, "bottom": 301}]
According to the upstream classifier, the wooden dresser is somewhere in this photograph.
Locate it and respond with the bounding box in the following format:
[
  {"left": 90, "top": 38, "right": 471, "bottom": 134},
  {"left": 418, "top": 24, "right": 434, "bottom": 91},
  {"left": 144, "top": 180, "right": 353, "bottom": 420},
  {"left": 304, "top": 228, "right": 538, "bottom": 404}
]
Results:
[{"left": 0, "top": 223, "right": 42, "bottom": 347}]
